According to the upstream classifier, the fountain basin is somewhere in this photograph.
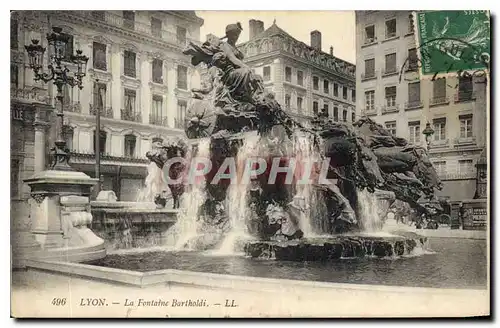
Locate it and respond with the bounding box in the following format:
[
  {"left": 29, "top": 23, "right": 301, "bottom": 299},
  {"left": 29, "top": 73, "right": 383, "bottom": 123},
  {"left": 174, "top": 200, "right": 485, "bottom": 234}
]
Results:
[
  {"left": 244, "top": 231, "right": 427, "bottom": 261},
  {"left": 90, "top": 201, "right": 179, "bottom": 251}
]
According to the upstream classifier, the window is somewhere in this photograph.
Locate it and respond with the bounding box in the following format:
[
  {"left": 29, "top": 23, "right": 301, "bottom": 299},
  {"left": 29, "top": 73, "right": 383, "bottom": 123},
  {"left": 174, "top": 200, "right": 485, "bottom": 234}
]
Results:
[
  {"left": 93, "top": 130, "right": 107, "bottom": 154},
  {"left": 124, "top": 134, "right": 137, "bottom": 157},
  {"left": 285, "top": 94, "right": 291, "bottom": 109},
  {"left": 313, "top": 101, "right": 319, "bottom": 115},
  {"left": 62, "top": 84, "right": 72, "bottom": 108},
  {"left": 93, "top": 82, "right": 106, "bottom": 109},
  {"left": 124, "top": 50, "right": 136, "bottom": 78},
  {"left": 124, "top": 89, "right": 136, "bottom": 114},
  {"left": 10, "top": 64, "right": 18, "bottom": 88},
  {"left": 459, "top": 115, "right": 473, "bottom": 138},
  {"left": 385, "top": 53, "right": 396, "bottom": 73},
  {"left": 10, "top": 18, "right": 18, "bottom": 49},
  {"left": 365, "top": 90, "right": 375, "bottom": 111},
  {"left": 458, "top": 160, "right": 473, "bottom": 175},
  {"left": 433, "top": 118, "right": 446, "bottom": 141},
  {"left": 93, "top": 42, "right": 107, "bottom": 71},
  {"left": 263, "top": 66, "right": 271, "bottom": 81},
  {"left": 297, "top": 70, "right": 304, "bottom": 86},
  {"left": 323, "top": 80, "right": 329, "bottom": 94},
  {"left": 343, "top": 87, "right": 348, "bottom": 100},
  {"left": 408, "top": 121, "right": 421, "bottom": 144},
  {"left": 323, "top": 104, "right": 329, "bottom": 117},
  {"left": 151, "top": 17, "right": 162, "bottom": 38},
  {"left": 385, "top": 86, "right": 396, "bottom": 107},
  {"left": 285, "top": 67, "right": 292, "bottom": 82},
  {"left": 333, "top": 83, "right": 339, "bottom": 97},
  {"left": 297, "top": 97, "right": 303, "bottom": 112},
  {"left": 152, "top": 58, "right": 163, "bottom": 84},
  {"left": 10, "top": 159, "right": 19, "bottom": 198},
  {"left": 123, "top": 11, "right": 135, "bottom": 30},
  {"left": 63, "top": 126, "right": 74, "bottom": 151},
  {"left": 385, "top": 121, "right": 397, "bottom": 135},
  {"left": 351, "top": 112, "right": 355, "bottom": 122},
  {"left": 365, "top": 25, "right": 375, "bottom": 43},
  {"left": 364, "top": 58, "right": 375, "bottom": 78},
  {"left": 177, "top": 26, "right": 187, "bottom": 45},
  {"left": 313, "top": 76, "right": 319, "bottom": 90},
  {"left": 408, "top": 82, "right": 421, "bottom": 103},
  {"left": 177, "top": 65, "right": 188, "bottom": 90},
  {"left": 458, "top": 76, "right": 473, "bottom": 101},
  {"left": 408, "top": 48, "right": 418, "bottom": 70},
  {"left": 60, "top": 33, "right": 74, "bottom": 62},
  {"left": 433, "top": 161, "right": 446, "bottom": 176},
  {"left": 385, "top": 18, "right": 397, "bottom": 38},
  {"left": 176, "top": 100, "right": 187, "bottom": 128},
  {"left": 152, "top": 95, "right": 163, "bottom": 119},
  {"left": 352, "top": 90, "right": 356, "bottom": 102},
  {"left": 432, "top": 78, "right": 447, "bottom": 103},
  {"left": 342, "top": 109, "right": 347, "bottom": 122},
  {"left": 408, "top": 14, "right": 415, "bottom": 33},
  {"left": 333, "top": 107, "right": 339, "bottom": 121}
]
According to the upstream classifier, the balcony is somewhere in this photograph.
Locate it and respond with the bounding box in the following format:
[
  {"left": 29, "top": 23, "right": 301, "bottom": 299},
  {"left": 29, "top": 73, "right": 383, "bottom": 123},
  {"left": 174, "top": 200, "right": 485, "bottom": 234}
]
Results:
[
  {"left": 429, "top": 96, "right": 450, "bottom": 107},
  {"left": 63, "top": 102, "right": 82, "bottom": 113},
  {"left": 455, "top": 91, "right": 476, "bottom": 103},
  {"left": 361, "top": 70, "right": 377, "bottom": 81},
  {"left": 69, "top": 11, "right": 197, "bottom": 48},
  {"left": 382, "top": 104, "right": 399, "bottom": 114},
  {"left": 93, "top": 59, "right": 107, "bottom": 72},
  {"left": 382, "top": 66, "right": 399, "bottom": 77},
  {"left": 454, "top": 136, "right": 476, "bottom": 147},
  {"left": 149, "top": 114, "right": 169, "bottom": 127},
  {"left": 363, "top": 108, "right": 377, "bottom": 116},
  {"left": 430, "top": 139, "right": 449, "bottom": 148},
  {"left": 406, "top": 62, "right": 418, "bottom": 72},
  {"left": 404, "top": 100, "right": 423, "bottom": 110},
  {"left": 121, "top": 109, "right": 142, "bottom": 123},
  {"left": 174, "top": 118, "right": 185, "bottom": 129},
  {"left": 384, "top": 32, "right": 398, "bottom": 40},
  {"left": 89, "top": 104, "right": 113, "bottom": 118},
  {"left": 362, "top": 37, "right": 377, "bottom": 47},
  {"left": 124, "top": 66, "right": 136, "bottom": 79}
]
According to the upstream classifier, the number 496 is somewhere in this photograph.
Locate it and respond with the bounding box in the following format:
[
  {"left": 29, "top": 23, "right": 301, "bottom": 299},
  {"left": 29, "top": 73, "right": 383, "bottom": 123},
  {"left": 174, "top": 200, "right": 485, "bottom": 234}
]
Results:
[{"left": 52, "top": 298, "right": 67, "bottom": 306}]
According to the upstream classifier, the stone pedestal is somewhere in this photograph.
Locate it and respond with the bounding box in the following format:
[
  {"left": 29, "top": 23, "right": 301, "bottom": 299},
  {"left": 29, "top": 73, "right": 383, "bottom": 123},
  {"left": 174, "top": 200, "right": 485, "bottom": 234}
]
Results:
[{"left": 12, "top": 170, "right": 106, "bottom": 268}]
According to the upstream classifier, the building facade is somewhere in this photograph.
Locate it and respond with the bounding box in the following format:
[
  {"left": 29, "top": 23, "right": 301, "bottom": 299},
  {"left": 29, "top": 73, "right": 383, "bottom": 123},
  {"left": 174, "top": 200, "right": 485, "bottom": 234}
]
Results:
[
  {"left": 10, "top": 10, "right": 204, "bottom": 220},
  {"left": 355, "top": 10, "right": 488, "bottom": 202},
  {"left": 236, "top": 20, "right": 356, "bottom": 124}
]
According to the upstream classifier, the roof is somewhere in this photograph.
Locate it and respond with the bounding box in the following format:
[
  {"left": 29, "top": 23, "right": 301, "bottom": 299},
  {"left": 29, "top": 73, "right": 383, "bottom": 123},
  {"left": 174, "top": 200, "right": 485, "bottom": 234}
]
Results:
[{"left": 239, "top": 21, "right": 355, "bottom": 71}]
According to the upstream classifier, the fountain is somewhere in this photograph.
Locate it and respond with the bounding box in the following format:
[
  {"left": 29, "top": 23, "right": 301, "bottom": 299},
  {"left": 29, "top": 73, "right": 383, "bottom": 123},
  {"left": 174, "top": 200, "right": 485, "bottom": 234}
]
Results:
[{"left": 142, "top": 24, "right": 444, "bottom": 261}]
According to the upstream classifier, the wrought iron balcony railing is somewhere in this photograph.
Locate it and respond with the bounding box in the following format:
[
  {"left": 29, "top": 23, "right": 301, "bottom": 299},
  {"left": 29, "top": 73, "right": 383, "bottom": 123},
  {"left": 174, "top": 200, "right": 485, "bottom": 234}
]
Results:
[
  {"left": 149, "top": 114, "right": 169, "bottom": 127},
  {"left": 404, "top": 100, "right": 423, "bottom": 110},
  {"left": 455, "top": 91, "right": 476, "bottom": 103},
  {"left": 121, "top": 108, "right": 142, "bottom": 122},
  {"left": 124, "top": 66, "right": 136, "bottom": 78},
  {"left": 382, "top": 66, "right": 398, "bottom": 76},
  {"left": 429, "top": 96, "right": 449, "bottom": 106},
  {"left": 89, "top": 104, "right": 113, "bottom": 118},
  {"left": 70, "top": 11, "right": 198, "bottom": 48},
  {"left": 63, "top": 101, "right": 82, "bottom": 113},
  {"left": 361, "top": 70, "right": 377, "bottom": 81},
  {"left": 174, "top": 117, "right": 185, "bottom": 129}
]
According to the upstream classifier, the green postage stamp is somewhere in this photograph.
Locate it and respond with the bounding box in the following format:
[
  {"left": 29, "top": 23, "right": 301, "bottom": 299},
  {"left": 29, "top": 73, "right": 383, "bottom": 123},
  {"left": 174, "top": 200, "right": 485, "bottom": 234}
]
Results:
[{"left": 414, "top": 10, "right": 490, "bottom": 78}]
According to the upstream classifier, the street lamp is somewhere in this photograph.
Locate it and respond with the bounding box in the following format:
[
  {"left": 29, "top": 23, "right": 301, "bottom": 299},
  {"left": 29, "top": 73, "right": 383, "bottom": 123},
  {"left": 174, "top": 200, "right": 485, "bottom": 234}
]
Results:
[
  {"left": 422, "top": 121, "right": 435, "bottom": 148},
  {"left": 25, "top": 26, "right": 89, "bottom": 171}
]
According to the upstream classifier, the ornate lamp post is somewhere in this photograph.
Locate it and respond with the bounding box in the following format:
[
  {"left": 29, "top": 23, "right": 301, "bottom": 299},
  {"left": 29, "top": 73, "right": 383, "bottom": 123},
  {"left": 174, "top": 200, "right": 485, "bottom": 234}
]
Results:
[
  {"left": 422, "top": 121, "right": 435, "bottom": 149},
  {"left": 25, "top": 26, "right": 88, "bottom": 171}
]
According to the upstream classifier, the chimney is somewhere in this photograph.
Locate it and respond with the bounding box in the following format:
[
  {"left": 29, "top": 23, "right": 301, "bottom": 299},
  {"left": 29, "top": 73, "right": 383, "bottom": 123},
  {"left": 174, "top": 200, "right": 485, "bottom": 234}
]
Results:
[
  {"left": 249, "top": 19, "right": 265, "bottom": 40},
  {"left": 330, "top": 46, "right": 334, "bottom": 56},
  {"left": 310, "top": 30, "right": 322, "bottom": 51}
]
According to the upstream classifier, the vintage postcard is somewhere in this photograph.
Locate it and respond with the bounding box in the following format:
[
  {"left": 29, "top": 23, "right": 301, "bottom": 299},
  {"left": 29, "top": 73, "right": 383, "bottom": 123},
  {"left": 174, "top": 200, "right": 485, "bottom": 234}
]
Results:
[{"left": 10, "top": 9, "right": 490, "bottom": 318}]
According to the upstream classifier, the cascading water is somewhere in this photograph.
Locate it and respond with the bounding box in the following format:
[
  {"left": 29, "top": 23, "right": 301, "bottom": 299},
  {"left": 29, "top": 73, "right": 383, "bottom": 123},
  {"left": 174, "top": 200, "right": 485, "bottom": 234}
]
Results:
[
  {"left": 216, "top": 133, "right": 261, "bottom": 255},
  {"left": 356, "top": 188, "right": 385, "bottom": 233},
  {"left": 291, "top": 131, "right": 322, "bottom": 237},
  {"left": 170, "top": 138, "right": 211, "bottom": 250},
  {"left": 136, "top": 162, "right": 167, "bottom": 203}
]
